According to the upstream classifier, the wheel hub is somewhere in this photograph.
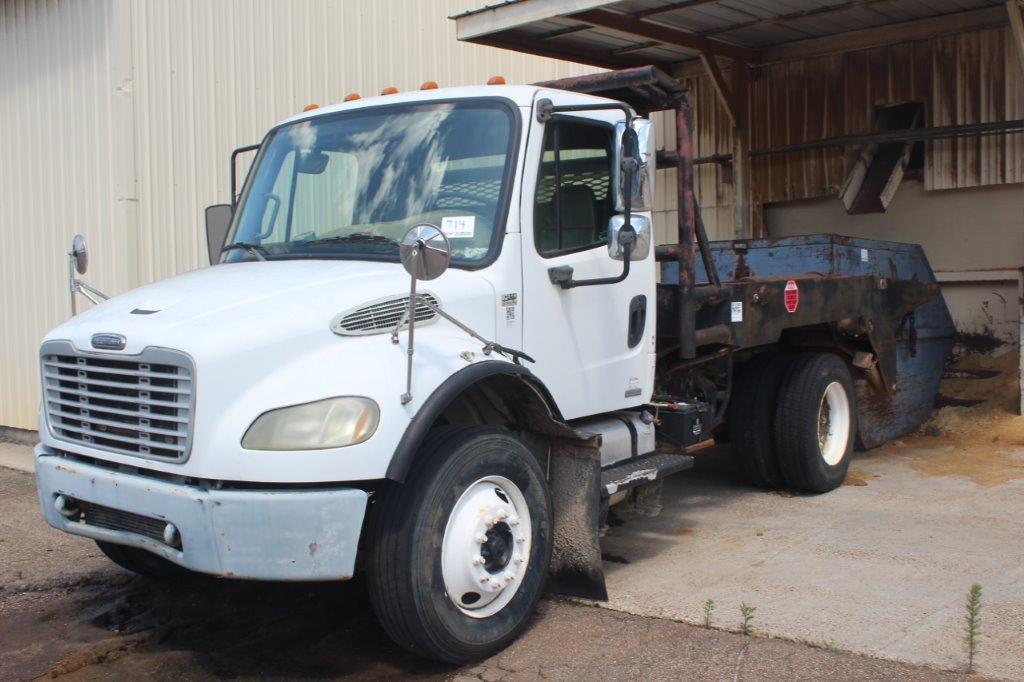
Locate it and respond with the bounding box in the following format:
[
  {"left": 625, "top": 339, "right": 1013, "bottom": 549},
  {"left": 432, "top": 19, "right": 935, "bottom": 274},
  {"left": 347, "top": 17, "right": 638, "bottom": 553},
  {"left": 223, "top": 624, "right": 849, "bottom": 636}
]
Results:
[
  {"left": 817, "top": 381, "right": 851, "bottom": 466},
  {"left": 481, "top": 522, "right": 513, "bottom": 573},
  {"left": 441, "top": 476, "right": 532, "bottom": 618}
]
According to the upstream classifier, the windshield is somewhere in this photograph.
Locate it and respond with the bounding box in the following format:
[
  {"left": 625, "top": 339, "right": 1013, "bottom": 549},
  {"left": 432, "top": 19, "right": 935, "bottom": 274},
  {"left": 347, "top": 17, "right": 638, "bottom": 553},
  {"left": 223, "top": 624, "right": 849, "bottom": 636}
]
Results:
[{"left": 224, "top": 100, "right": 518, "bottom": 265}]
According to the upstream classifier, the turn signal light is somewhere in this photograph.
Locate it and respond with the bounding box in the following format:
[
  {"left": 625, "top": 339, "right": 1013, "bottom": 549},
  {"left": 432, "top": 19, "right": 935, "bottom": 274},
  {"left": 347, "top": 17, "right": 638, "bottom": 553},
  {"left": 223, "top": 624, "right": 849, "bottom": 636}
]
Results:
[
  {"left": 420, "top": 81, "right": 438, "bottom": 90},
  {"left": 487, "top": 75, "right": 506, "bottom": 85},
  {"left": 380, "top": 86, "right": 399, "bottom": 95},
  {"left": 343, "top": 92, "right": 361, "bottom": 102},
  {"left": 302, "top": 103, "right": 320, "bottom": 112}
]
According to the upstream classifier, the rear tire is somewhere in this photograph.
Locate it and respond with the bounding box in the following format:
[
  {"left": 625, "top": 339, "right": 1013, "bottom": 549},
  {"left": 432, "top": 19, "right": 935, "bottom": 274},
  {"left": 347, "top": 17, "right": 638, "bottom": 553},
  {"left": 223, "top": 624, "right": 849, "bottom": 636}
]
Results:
[
  {"left": 774, "top": 352, "right": 856, "bottom": 493},
  {"left": 729, "top": 354, "right": 793, "bottom": 488},
  {"left": 95, "top": 540, "right": 186, "bottom": 578},
  {"left": 366, "top": 426, "right": 552, "bottom": 664}
]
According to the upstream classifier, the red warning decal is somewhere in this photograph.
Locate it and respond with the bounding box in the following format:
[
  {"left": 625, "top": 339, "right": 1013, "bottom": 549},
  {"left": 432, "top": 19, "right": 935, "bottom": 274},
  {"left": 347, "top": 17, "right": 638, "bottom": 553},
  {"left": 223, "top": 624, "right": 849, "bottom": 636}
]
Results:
[{"left": 784, "top": 279, "right": 799, "bottom": 313}]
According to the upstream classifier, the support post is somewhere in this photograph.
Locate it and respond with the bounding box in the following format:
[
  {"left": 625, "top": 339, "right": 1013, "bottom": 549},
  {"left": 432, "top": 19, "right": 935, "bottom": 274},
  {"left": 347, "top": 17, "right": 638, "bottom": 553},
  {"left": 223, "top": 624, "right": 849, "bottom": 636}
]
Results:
[
  {"left": 700, "top": 53, "right": 753, "bottom": 239},
  {"left": 1009, "top": 0, "right": 1024, "bottom": 76},
  {"left": 675, "top": 98, "right": 697, "bottom": 359},
  {"left": 730, "top": 62, "right": 753, "bottom": 239}
]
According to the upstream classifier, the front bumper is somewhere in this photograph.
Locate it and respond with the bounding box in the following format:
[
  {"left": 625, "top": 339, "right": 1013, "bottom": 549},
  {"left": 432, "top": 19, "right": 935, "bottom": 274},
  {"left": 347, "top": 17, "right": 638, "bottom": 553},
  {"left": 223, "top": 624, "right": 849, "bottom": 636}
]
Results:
[{"left": 35, "top": 446, "right": 368, "bottom": 581}]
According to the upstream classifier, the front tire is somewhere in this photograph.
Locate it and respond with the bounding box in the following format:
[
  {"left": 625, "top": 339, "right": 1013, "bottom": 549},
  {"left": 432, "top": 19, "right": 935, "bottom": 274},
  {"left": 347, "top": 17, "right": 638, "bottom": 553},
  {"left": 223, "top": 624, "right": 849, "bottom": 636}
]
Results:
[
  {"left": 366, "top": 426, "right": 552, "bottom": 664},
  {"left": 773, "top": 352, "right": 856, "bottom": 493},
  {"left": 95, "top": 540, "right": 186, "bottom": 578}
]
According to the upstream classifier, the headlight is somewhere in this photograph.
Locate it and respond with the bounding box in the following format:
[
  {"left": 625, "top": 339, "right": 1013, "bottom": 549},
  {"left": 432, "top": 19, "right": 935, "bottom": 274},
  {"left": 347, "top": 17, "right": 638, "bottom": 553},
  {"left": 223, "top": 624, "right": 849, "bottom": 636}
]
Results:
[{"left": 241, "top": 397, "right": 380, "bottom": 450}]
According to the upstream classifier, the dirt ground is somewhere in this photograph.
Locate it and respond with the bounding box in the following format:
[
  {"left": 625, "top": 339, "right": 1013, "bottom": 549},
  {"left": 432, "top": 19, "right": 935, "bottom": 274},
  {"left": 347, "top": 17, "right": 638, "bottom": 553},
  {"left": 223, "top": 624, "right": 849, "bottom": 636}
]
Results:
[
  {"left": 2, "top": 347, "right": 1020, "bottom": 679},
  {"left": 0, "top": 464, "right": 970, "bottom": 681}
]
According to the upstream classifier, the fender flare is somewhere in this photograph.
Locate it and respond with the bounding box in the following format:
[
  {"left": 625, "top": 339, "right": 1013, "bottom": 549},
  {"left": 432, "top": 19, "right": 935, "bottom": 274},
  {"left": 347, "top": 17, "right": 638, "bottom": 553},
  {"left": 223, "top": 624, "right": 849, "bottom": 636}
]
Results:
[{"left": 385, "top": 360, "right": 562, "bottom": 482}]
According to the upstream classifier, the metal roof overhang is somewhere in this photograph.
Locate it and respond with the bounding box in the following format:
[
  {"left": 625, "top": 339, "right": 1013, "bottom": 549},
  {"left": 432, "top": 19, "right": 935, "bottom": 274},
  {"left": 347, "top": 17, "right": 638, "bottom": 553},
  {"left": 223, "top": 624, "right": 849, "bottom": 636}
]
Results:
[{"left": 452, "top": 0, "right": 1009, "bottom": 71}]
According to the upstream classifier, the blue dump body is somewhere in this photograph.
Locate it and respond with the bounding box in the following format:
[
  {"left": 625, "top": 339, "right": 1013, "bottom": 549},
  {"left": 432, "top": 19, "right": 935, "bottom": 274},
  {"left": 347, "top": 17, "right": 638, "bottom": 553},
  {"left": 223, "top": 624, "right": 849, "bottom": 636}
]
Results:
[{"left": 663, "top": 234, "right": 957, "bottom": 448}]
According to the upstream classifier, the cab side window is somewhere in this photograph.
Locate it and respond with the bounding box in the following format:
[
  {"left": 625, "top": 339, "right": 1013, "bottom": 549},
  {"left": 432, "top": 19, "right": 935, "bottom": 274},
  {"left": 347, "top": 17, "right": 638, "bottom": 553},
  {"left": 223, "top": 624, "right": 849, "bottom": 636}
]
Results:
[{"left": 534, "top": 120, "right": 614, "bottom": 257}]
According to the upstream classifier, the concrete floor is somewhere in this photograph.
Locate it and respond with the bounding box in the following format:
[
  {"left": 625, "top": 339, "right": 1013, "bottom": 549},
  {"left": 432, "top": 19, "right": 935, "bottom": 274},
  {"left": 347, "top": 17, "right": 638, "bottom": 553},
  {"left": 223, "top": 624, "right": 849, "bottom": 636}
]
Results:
[{"left": 600, "top": 437, "right": 1024, "bottom": 680}]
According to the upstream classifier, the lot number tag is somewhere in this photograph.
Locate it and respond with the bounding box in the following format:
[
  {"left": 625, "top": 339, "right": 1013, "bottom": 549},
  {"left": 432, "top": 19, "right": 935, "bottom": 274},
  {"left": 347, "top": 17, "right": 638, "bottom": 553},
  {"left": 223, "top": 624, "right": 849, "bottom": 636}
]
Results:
[{"left": 441, "top": 215, "right": 475, "bottom": 239}]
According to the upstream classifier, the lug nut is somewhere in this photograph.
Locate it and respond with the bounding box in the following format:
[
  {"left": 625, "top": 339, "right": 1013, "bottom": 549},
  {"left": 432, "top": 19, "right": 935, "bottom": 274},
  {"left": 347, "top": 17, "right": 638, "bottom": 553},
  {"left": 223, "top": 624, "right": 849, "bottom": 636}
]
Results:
[
  {"left": 504, "top": 572, "right": 515, "bottom": 581},
  {"left": 508, "top": 515, "right": 520, "bottom": 526},
  {"left": 514, "top": 556, "right": 525, "bottom": 564},
  {"left": 516, "top": 536, "right": 525, "bottom": 543},
  {"left": 475, "top": 533, "right": 487, "bottom": 543},
  {"left": 472, "top": 555, "right": 485, "bottom": 566},
  {"left": 497, "top": 509, "right": 508, "bottom": 520}
]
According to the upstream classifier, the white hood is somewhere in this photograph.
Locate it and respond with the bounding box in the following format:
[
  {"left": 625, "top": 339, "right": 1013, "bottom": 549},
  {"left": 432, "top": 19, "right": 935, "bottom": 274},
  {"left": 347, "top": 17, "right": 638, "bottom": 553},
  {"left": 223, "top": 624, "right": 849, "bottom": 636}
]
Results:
[{"left": 48, "top": 259, "right": 497, "bottom": 360}]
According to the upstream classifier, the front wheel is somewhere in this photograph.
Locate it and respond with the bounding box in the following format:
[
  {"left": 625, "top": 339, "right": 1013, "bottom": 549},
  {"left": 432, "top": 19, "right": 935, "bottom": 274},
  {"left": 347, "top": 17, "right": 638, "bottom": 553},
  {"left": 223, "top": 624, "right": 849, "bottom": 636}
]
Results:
[
  {"left": 365, "top": 426, "right": 552, "bottom": 664},
  {"left": 95, "top": 540, "right": 186, "bottom": 578},
  {"left": 773, "top": 352, "right": 857, "bottom": 493}
]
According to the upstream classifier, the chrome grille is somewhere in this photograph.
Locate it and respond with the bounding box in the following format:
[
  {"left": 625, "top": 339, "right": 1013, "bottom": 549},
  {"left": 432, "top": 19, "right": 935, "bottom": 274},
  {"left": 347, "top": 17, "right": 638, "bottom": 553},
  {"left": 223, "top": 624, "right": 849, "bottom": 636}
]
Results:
[
  {"left": 331, "top": 293, "right": 439, "bottom": 336},
  {"left": 41, "top": 341, "right": 194, "bottom": 462}
]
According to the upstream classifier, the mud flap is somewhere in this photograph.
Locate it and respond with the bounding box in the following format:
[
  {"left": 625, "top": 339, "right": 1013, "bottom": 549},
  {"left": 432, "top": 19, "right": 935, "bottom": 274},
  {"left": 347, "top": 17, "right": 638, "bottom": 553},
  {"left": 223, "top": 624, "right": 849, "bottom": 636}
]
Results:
[{"left": 546, "top": 439, "right": 607, "bottom": 601}]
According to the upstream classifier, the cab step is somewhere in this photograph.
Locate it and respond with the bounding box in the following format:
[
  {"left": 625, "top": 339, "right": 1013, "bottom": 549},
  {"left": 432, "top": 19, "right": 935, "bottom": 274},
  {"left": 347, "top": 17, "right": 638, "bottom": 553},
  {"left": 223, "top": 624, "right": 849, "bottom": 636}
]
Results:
[{"left": 600, "top": 451, "right": 694, "bottom": 497}]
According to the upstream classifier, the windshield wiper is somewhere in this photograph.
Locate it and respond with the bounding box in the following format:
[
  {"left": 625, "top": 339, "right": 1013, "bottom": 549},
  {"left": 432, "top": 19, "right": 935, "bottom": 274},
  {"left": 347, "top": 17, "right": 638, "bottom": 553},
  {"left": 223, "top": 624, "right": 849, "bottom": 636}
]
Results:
[
  {"left": 298, "top": 233, "right": 398, "bottom": 248},
  {"left": 221, "top": 241, "right": 268, "bottom": 261}
]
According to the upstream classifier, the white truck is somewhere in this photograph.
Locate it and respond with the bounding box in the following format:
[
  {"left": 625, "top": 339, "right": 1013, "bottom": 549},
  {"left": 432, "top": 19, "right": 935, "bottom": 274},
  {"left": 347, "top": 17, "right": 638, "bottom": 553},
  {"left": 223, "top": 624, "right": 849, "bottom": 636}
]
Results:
[{"left": 35, "top": 67, "right": 950, "bottom": 663}]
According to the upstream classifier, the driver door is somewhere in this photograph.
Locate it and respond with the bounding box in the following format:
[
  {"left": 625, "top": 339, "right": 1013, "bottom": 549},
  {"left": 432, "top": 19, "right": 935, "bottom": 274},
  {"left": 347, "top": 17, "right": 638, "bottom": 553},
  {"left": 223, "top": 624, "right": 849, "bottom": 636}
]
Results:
[{"left": 520, "top": 94, "right": 656, "bottom": 421}]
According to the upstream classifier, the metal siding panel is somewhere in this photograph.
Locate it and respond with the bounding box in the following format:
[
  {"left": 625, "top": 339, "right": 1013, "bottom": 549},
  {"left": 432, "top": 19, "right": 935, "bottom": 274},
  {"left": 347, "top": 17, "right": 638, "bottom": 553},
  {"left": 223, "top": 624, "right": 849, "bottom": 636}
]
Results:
[
  {"left": 0, "top": 0, "right": 604, "bottom": 430},
  {"left": 0, "top": 0, "right": 129, "bottom": 430}
]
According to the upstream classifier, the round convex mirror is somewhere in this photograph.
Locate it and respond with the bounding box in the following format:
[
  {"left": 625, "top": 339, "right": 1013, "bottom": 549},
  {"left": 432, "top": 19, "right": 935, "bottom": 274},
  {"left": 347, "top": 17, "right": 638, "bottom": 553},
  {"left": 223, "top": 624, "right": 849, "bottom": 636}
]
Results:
[
  {"left": 400, "top": 224, "right": 451, "bottom": 281},
  {"left": 71, "top": 234, "right": 89, "bottom": 275}
]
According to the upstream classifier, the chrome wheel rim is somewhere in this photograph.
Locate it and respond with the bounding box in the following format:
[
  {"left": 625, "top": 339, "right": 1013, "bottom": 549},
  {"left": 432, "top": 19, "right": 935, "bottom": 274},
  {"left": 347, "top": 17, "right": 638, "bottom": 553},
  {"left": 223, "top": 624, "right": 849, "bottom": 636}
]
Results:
[
  {"left": 441, "top": 475, "right": 532, "bottom": 618},
  {"left": 818, "top": 381, "right": 851, "bottom": 466}
]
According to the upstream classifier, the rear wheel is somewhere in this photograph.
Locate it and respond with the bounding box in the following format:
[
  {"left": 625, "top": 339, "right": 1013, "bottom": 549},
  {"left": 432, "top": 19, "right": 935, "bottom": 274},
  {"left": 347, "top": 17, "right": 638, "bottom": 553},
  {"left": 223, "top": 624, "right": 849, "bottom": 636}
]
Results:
[
  {"left": 366, "top": 426, "right": 552, "bottom": 664},
  {"left": 774, "top": 352, "right": 856, "bottom": 493},
  {"left": 95, "top": 541, "right": 186, "bottom": 578},
  {"left": 728, "top": 354, "right": 793, "bottom": 488}
]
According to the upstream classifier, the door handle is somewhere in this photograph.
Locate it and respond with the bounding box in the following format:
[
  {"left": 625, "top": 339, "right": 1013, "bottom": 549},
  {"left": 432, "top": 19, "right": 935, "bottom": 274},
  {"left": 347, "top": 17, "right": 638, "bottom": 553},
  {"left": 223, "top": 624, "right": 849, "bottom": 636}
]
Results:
[{"left": 627, "top": 295, "right": 646, "bottom": 348}]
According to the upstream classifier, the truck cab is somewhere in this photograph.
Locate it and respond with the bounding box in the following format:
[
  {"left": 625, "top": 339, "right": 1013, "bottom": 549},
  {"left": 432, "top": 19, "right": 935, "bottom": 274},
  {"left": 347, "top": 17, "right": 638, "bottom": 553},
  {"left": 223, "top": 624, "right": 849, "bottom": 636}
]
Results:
[{"left": 34, "top": 69, "right": 951, "bottom": 664}]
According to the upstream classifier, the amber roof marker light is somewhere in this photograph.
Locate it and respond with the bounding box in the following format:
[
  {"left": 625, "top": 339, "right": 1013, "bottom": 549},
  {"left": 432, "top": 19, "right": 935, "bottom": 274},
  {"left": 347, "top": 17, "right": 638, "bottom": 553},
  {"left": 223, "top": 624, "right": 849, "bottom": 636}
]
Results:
[
  {"left": 343, "top": 92, "right": 361, "bottom": 102},
  {"left": 420, "top": 81, "right": 439, "bottom": 90},
  {"left": 380, "top": 86, "right": 399, "bottom": 95},
  {"left": 487, "top": 76, "right": 506, "bottom": 85},
  {"left": 302, "top": 103, "right": 320, "bottom": 112}
]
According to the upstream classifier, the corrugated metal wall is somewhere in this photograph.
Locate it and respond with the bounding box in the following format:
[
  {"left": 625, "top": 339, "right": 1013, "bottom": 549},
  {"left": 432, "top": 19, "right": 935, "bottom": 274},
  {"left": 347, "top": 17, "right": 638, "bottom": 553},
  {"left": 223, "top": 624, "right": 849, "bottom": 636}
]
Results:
[
  {"left": 651, "top": 24, "right": 1024, "bottom": 247},
  {"left": 0, "top": 0, "right": 137, "bottom": 431},
  {"left": 744, "top": 25, "right": 1024, "bottom": 205},
  {"left": 0, "top": 0, "right": 601, "bottom": 430}
]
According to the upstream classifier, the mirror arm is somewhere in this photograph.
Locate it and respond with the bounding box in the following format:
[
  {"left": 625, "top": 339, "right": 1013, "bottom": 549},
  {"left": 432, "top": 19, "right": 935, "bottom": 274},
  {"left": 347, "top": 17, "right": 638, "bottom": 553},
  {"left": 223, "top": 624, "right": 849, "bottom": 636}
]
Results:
[{"left": 548, "top": 240, "right": 634, "bottom": 290}]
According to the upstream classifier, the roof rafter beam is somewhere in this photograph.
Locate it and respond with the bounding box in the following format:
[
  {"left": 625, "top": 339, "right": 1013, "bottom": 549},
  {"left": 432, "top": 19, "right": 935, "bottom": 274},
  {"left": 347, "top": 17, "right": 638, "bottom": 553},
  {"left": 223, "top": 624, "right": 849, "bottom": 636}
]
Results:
[
  {"left": 633, "top": 0, "right": 721, "bottom": 20},
  {"left": 701, "top": 0, "right": 894, "bottom": 37},
  {"left": 760, "top": 5, "right": 1009, "bottom": 64},
  {"left": 570, "top": 8, "right": 759, "bottom": 63},
  {"left": 699, "top": 53, "right": 739, "bottom": 127}
]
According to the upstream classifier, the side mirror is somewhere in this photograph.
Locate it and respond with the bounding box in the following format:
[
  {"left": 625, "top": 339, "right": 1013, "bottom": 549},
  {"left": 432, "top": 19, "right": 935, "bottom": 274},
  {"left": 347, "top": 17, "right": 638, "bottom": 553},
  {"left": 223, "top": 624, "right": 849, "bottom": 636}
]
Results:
[
  {"left": 399, "top": 224, "right": 451, "bottom": 281},
  {"left": 71, "top": 234, "right": 89, "bottom": 274},
  {"left": 608, "top": 214, "right": 651, "bottom": 261},
  {"left": 205, "top": 204, "right": 233, "bottom": 265},
  {"left": 613, "top": 118, "right": 655, "bottom": 212}
]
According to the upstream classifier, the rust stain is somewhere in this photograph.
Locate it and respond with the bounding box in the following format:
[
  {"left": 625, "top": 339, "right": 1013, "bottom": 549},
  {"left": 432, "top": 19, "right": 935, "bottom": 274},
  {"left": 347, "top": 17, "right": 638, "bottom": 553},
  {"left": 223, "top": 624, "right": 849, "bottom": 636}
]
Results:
[
  {"left": 674, "top": 526, "right": 694, "bottom": 535},
  {"left": 842, "top": 468, "right": 879, "bottom": 487}
]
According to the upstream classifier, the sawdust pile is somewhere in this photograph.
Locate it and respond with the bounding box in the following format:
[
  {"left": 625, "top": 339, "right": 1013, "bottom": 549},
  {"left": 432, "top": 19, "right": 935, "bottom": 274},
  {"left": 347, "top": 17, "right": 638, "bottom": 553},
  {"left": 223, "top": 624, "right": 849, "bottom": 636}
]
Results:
[{"left": 925, "top": 347, "right": 1023, "bottom": 444}]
